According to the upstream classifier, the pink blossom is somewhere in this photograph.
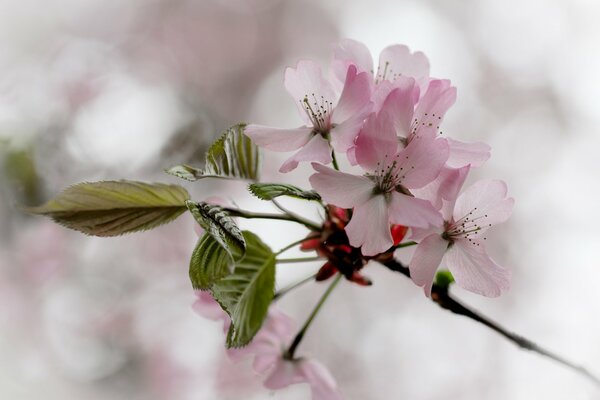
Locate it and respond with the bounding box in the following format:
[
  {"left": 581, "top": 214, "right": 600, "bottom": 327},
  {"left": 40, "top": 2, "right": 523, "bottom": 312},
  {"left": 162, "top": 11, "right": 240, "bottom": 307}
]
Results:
[
  {"left": 192, "top": 293, "right": 342, "bottom": 399},
  {"left": 409, "top": 179, "right": 514, "bottom": 297},
  {"left": 310, "top": 103, "right": 448, "bottom": 256},
  {"left": 331, "top": 38, "right": 430, "bottom": 94},
  {"left": 246, "top": 60, "right": 372, "bottom": 172}
]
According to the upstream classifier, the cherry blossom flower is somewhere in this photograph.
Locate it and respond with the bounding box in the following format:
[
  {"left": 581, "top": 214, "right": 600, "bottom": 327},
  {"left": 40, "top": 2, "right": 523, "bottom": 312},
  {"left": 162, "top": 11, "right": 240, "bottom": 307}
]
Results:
[
  {"left": 192, "top": 293, "right": 343, "bottom": 399},
  {"left": 310, "top": 98, "right": 448, "bottom": 256},
  {"left": 409, "top": 179, "right": 514, "bottom": 297},
  {"left": 246, "top": 60, "right": 372, "bottom": 172},
  {"left": 331, "top": 38, "right": 430, "bottom": 94}
]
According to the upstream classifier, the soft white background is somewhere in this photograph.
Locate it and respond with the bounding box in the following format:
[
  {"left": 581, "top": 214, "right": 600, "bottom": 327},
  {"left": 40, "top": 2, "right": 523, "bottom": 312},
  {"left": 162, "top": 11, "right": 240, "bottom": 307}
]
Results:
[{"left": 1, "top": 0, "right": 599, "bottom": 399}]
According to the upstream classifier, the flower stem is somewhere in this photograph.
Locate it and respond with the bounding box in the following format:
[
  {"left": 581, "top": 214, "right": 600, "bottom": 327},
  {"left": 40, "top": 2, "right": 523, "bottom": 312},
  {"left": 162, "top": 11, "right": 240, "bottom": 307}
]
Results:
[
  {"left": 285, "top": 273, "right": 343, "bottom": 359},
  {"left": 277, "top": 256, "right": 322, "bottom": 264},
  {"left": 393, "top": 241, "right": 417, "bottom": 249},
  {"left": 331, "top": 150, "right": 340, "bottom": 171},
  {"left": 273, "top": 274, "right": 317, "bottom": 301},
  {"left": 222, "top": 207, "right": 321, "bottom": 231}
]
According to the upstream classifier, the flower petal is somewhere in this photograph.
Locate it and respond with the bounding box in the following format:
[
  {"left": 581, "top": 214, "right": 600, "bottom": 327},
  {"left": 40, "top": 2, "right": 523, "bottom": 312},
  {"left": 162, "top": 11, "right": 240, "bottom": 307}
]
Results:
[
  {"left": 263, "top": 359, "right": 306, "bottom": 389},
  {"left": 332, "top": 65, "right": 373, "bottom": 124},
  {"left": 378, "top": 44, "right": 430, "bottom": 92},
  {"left": 388, "top": 192, "right": 443, "bottom": 228},
  {"left": 453, "top": 179, "right": 514, "bottom": 232},
  {"left": 285, "top": 60, "right": 337, "bottom": 123},
  {"left": 354, "top": 112, "right": 399, "bottom": 172},
  {"left": 409, "top": 234, "right": 448, "bottom": 296},
  {"left": 396, "top": 132, "right": 449, "bottom": 189},
  {"left": 378, "top": 81, "right": 419, "bottom": 139},
  {"left": 300, "top": 359, "right": 343, "bottom": 400},
  {"left": 411, "top": 79, "right": 456, "bottom": 139},
  {"left": 446, "top": 138, "right": 491, "bottom": 168},
  {"left": 245, "top": 125, "right": 313, "bottom": 152},
  {"left": 331, "top": 38, "right": 373, "bottom": 86},
  {"left": 412, "top": 165, "right": 470, "bottom": 212},
  {"left": 309, "top": 163, "right": 374, "bottom": 208},
  {"left": 345, "top": 195, "right": 392, "bottom": 256},
  {"left": 279, "top": 134, "right": 332, "bottom": 173},
  {"left": 446, "top": 240, "right": 511, "bottom": 297},
  {"left": 330, "top": 106, "right": 371, "bottom": 153}
]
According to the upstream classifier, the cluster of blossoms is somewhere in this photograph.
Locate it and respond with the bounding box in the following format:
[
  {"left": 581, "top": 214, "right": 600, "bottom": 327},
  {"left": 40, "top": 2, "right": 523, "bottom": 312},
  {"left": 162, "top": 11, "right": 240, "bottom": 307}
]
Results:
[{"left": 192, "top": 39, "right": 513, "bottom": 399}]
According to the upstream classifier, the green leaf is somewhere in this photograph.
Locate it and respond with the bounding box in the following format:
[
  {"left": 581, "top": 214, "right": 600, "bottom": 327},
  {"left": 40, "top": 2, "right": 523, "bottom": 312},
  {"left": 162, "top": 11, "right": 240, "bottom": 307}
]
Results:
[
  {"left": 166, "top": 124, "right": 260, "bottom": 181},
  {"left": 186, "top": 201, "right": 246, "bottom": 257},
  {"left": 435, "top": 270, "right": 455, "bottom": 289},
  {"left": 189, "top": 234, "right": 233, "bottom": 290},
  {"left": 249, "top": 183, "right": 321, "bottom": 201},
  {"left": 211, "top": 231, "right": 275, "bottom": 348},
  {"left": 25, "top": 180, "right": 190, "bottom": 237}
]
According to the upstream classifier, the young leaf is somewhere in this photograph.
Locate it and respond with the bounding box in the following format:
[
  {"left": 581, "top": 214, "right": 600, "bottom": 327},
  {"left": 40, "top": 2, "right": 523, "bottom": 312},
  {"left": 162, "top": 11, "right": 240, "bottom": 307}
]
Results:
[
  {"left": 25, "top": 181, "right": 190, "bottom": 237},
  {"left": 211, "top": 231, "right": 275, "bottom": 348},
  {"left": 249, "top": 183, "right": 321, "bottom": 201},
  {"left": 190, "top": 234, "right": 233, "bottom": 290},
  {"left": 186, "top": 201, "right": 246, "bottom": 257},
  {"left": 166, "top": 124, "right": 260, "bottom": 181}
]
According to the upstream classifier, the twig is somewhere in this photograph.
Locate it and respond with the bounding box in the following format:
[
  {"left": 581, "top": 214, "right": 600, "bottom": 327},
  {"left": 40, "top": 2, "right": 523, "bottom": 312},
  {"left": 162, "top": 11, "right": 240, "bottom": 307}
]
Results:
[{"left": 380, "top": 258, "right": 600, "bottom": 386}]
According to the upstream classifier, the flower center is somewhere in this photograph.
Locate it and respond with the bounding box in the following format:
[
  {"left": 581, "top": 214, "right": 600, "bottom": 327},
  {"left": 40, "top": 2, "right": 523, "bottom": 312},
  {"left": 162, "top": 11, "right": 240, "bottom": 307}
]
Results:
[
  {"left": 301, "top": 93, "right": 333, "bottom": 135},
  {"left": 367, "top": 154, "right": 413, "bottom": 195},
  {"left": 442, "top": 207, "right": 493, "bottom": 245},
  {"left": 374, "top": 61, "right": 403, "bottom": 84}
]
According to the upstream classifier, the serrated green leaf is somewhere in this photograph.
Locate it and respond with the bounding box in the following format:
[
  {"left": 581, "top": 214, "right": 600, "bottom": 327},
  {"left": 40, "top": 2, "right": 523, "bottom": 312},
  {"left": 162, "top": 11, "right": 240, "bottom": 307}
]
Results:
[
  {"left": 211, "top": 231, "right": 275, "bottom": 348},
  {"left": 186, "top": 201, "right": 245, "bottom": 257},
  {"left": 189, "top": 234, "right": 233, "bottom": 290},
  {"left": 166, "top": 124, "right": 260, "bottom": 182},
  {"left": 249, "top": 183, "right": 321, "bottom": 201},
  {"left": 25, "top": 181, "right": 190, "bottom": 237}
]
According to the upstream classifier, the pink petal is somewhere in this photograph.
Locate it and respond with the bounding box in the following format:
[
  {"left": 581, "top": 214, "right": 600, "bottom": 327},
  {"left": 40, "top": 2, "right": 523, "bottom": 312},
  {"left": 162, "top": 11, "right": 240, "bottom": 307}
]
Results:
[
  {"left": 331, "top": 38, "right": 373, "bottom": 85},
  {"left": 371, "top": 80, "right": 395, "bottom": 112},
  {"left": 192, "top": 291, "right": 228, "bottom": 322},
  {"left": 345, "top": 195, "right": 392, "bottom": 256},
  {"left": 354, "top": 112, "right": 398, "bottom": 172},
  {"left": 332, "top": 65, "right": 373, "bottom": 124},
  {"left": 446, "top": 138, "right": 491, "bottom": 168},
  {"left": 411, "top": 79, "right": 456, "bottom": 139},
  {"left": 396, "top": 132, "right": 449, "bottom": 189},
  {"left": 299, "top": 359, "right": 343, "bottom": 400},
  {"left": 453, "top": 180, "right": 514, "bottom": 232},
  {"left": 285, "top": 60, "right": 337, "bottom": 123},
  {"left": 378, "top": 81, "right": 419, "bottom": 139},
  {"left": 378, "top": 44, "right": 430, "bottom": 92},
  {"left": 409, "top": 234, "right": 448, "bottom": 296},
  {"left": 446, "top": 240, "right": 511, "bottom": 297},
  {"left": 330, "top": 106, "right": 372, "bottom": 153},
  {"left": 263, "top": 359, "right": 306, "bottom": 389},
  {"left": 388, "top": 192, "right": 443, "bottom": 228},
  {"left": 245, "top": 125, "right": 313, "bottom": 152},
  {"left": 309, "top": 163, "right": 374, "bottom": 208},
  {"left": 412, "top": 165, "right": 470, "bottom": 211},
  {"left": 279, "top": 134, "right": 332, "bottom": 173}
]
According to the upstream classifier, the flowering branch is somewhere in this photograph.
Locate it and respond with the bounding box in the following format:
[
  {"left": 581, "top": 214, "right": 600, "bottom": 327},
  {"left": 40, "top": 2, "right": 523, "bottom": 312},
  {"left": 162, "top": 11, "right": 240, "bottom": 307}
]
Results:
[{"left": 381, "top": 258, "right": 600, "bottom": 386}]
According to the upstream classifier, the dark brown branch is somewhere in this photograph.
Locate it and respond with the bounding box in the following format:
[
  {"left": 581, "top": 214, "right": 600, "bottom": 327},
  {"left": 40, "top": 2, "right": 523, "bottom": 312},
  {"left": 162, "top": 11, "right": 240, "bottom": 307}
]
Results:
[{"left": 380, "top": 258, "right": 600, "bottom": 387}]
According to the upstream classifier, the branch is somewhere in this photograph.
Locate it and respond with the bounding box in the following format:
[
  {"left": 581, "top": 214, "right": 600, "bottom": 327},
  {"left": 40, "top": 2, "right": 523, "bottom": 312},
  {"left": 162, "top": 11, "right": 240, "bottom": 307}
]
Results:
[{"left": 380, "top": 258, "right": 600, "bottom": 386}]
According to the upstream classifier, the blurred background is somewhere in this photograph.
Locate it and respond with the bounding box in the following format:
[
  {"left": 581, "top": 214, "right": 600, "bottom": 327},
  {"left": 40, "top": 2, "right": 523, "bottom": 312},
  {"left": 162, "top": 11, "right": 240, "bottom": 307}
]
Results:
[{"left": 1, "top": 0, "right": 600, "bottom": 399}]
